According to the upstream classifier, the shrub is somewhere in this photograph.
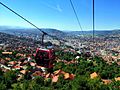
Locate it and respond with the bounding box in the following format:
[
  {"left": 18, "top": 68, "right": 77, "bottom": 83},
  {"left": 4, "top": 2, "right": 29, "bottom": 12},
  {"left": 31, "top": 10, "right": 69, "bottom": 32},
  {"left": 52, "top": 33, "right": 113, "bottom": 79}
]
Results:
[
  {"left": 3, "top": 70, "right": 17, "bottom": 88},
  {"left": 0, "top": 81, "right": 7, "bottom": 90}
]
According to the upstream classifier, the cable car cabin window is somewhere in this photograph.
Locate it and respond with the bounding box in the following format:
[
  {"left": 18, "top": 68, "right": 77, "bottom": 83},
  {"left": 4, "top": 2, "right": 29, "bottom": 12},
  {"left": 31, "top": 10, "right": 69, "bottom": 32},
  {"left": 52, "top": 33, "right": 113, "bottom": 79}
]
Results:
[
  {"left": 36, "top": 50, "right": 49, "bottom": 59},
  {"left": 36, "top": 51, "right": 42, "bottom": 57},
  {"left": 50, "top": 51, "right": 55, "bottom": 58},
  {"left": 42, "top": 51, "right": 49, "bottom": 59}
]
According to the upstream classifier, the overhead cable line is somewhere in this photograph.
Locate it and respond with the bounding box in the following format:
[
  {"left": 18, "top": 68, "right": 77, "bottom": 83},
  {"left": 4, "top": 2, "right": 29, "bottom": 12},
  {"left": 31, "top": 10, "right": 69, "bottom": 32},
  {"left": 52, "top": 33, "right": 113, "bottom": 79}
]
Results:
[
  {"left": 0, "top": 2, "right": 45, "bottom": 34},
  {"left": 0, "top": 1, "right": 64, "bottom": 43},
  {"left": 93, "top": 0, "right": 95, "bottom": 45},
  {"left": 69, "top": 0, "right": 85, "bottom": 37}
]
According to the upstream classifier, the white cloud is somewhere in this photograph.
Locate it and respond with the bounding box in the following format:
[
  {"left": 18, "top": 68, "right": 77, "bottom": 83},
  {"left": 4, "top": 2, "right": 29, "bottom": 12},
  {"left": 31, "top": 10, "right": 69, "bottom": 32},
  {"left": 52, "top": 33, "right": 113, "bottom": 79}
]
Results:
[
  {"left": 41, "top": 2, "right": 62, "bottom": 12},
  {"left": 56, "top": 4, "right": 62, "bottom": 12}
]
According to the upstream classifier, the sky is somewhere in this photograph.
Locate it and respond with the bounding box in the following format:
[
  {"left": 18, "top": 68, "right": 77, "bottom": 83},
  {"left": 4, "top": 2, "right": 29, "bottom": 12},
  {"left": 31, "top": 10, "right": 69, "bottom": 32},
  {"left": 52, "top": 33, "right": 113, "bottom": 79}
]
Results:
[{"left": 0, "top": 0, "right": 120, "bottom": 31}]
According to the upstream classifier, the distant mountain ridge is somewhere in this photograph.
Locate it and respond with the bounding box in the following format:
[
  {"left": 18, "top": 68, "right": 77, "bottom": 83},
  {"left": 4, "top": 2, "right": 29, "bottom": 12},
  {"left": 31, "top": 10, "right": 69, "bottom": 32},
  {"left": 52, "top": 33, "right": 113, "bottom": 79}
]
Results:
[
  {"left": 0, "top": 26, "right": 120, "bottom": 37},
  {"left": 0, "top": 26, "right": 66, "bottom": 38}
]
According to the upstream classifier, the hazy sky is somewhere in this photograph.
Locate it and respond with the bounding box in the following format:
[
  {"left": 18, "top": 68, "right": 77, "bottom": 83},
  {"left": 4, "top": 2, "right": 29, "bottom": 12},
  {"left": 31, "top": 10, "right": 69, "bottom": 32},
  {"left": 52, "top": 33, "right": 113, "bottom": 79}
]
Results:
[{"left": 0, "top": 0, "right": 120, "bottom": 31}]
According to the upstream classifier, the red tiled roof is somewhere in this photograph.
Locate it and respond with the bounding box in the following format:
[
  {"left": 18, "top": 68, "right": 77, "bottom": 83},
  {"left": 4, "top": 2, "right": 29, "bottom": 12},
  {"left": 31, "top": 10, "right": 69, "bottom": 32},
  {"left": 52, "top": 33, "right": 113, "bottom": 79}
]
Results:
[
  {"left": 64, "top": 73, "right": 70, "bottom": 79},
  {"left": 8, "top": 61, "right": 17, "bottom": 65},
  {"left": 54, "top": 69, "right": 62, "bottom": 75},
  {"left": 52, "top": 75, "right": 59, "bottom": 82},
  {"left": 20, "top": 70, "right": 27, "bottom": 74},
  {"left": 2, "top": 52, "right": 13, "bottom": 55},
  {"left": 90, "top": 72, "right": 98, "bottom": 79},
  {"left": 30, "top": 62, "right": 36, "bottom": 67},
  {"left": 102, "top": 79, "right": 112, "bottom": 85},
  {"left": 115, "top": 77, "right": 120, "bottom": 81},
  {"left": 32, "top": 71, "right": 42, "bottom": 77}
]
